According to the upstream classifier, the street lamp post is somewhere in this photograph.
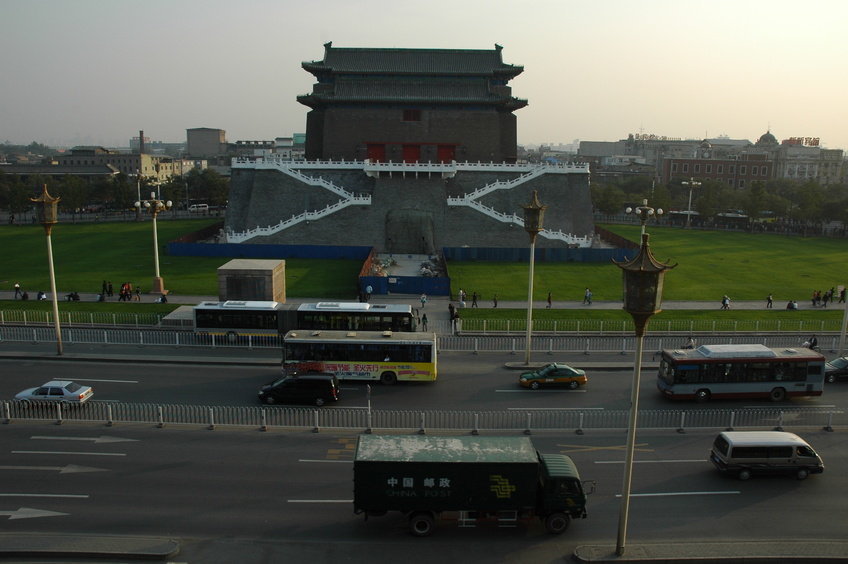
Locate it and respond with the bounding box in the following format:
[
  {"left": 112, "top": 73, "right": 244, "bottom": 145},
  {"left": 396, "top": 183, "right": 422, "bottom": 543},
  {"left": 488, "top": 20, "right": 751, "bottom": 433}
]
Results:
[
  {"left": 520, "top": 191, "right": 547, "bottom": 366},
  {"left": 681, "top": 177, "right": 701, "bottom": 229},
  {"left": 31, "top": 185, "right": 63, "bottom": 356},
  {"left": 135, "top": 191, "right": 172, "bottom": 295},
  {"left": 613, "top": 200, "right": 676, "bottom": 556}
]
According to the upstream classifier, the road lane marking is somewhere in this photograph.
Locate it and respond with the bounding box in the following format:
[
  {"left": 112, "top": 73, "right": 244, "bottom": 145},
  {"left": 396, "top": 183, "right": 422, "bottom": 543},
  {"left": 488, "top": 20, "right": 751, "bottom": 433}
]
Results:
[
  {"left": 0, "top": 508, "right": 69, "bottom": 520},
  {"left": 615, "top": 491, "right": 740, "bottom": 498},
  {"left": 496, "top": 389, "right": 587, "bottom": 393},
  {"left": 78, "top": 379, "right": 139, "bottom": 383},
  {"left": 31, "top": 436, "right": 138, "bottom": 444},
  {"left": 287, "top": 499, "right": 352, "bottom": 503},
  {"left": 0, "top": 493, "right": 89, "bottom": 499},
  {"left": 0, "top": 465, "right": 107, "bottom": 473},
  {"left": 13, "top": 451, "right": 126, "bottom": 457},
  {"left": 558, "top": 443, "right": 651, "bottom": 454},
  {"left": 596, "top": 459, "right": 703, "bottom": 464}
]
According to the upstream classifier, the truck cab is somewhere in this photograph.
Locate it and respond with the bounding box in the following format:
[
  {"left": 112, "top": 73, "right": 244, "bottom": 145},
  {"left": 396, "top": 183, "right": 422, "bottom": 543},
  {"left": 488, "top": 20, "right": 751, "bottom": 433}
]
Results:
[{"left": 537, "top": 453, "right": 592, "bottom": 532}]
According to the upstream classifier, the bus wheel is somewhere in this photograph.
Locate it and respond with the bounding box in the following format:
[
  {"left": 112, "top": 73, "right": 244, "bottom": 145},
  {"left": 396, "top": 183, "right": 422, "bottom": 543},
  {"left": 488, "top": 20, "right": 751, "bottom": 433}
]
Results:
[
  {"left": 738, "top": 468, "right": 752, "bottom": 481},
  {"left": 544, "top": 512, "right": 571, "bottom": 535},
  {"left": 770, "top": 387, "right": 786, "bottom": 402},
  {"left": 409, "top": 511, "right": 435, "bottom": 537},
  {"left": 694, "top": 389, "right": 711, "bottom": 403},
  {"left": 380, "top": 372, "right": 398, "bottom": 386},
  {"left": 796, "top": 468, "right": 810, "bottom": 480}
]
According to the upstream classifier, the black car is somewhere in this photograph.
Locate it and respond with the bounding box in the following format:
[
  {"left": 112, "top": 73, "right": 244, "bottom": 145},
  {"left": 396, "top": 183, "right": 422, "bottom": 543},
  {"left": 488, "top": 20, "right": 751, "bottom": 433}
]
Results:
[
  {"left": 258, "top": 373, "right": 339, "bottom": 407},
  {"left": 825, "top": 357, "right": 848, "bottom": 383}
]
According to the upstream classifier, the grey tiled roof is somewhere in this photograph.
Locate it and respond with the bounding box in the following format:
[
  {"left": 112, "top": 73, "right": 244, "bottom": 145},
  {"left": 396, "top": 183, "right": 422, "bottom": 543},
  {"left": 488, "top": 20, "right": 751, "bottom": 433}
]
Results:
[{"left": 303, "top": 44, "right": 523, "bottom": 77}]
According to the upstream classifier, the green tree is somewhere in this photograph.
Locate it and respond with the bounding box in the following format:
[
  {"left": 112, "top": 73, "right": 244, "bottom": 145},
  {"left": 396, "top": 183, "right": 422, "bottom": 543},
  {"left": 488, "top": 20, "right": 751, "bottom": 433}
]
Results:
[
  {"left": 590, "top": 183, "right": 626, "bottom": 214},
  {"left": 58, "top": 175, "right": 91, "bottom": 222},
  {"left": 741, "top": 181, "right": 767, "bottom": 223}
]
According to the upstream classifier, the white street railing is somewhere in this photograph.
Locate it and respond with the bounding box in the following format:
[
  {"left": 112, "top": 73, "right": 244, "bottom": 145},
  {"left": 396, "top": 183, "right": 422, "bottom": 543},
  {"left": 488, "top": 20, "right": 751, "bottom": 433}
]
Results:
[
  {"left": 3, "top": 401, "right": 843, "bottom": 433},
  {"left": 0, "top": 326, "right": 839, "bottom": 354}
]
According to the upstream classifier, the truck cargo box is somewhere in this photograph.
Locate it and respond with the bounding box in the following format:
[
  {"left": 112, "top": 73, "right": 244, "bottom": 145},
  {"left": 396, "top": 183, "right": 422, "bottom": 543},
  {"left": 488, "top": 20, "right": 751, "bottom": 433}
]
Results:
[{"left": 353, "top": 435, "right": 543, "bottom": 513}]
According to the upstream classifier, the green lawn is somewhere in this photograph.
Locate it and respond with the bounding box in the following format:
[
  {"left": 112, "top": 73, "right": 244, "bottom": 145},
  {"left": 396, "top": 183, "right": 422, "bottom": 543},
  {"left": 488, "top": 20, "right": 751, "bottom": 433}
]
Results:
[
  {"left": 449, "top": 224, "right": 847, "bottom": 303},
  {"left": 1, "top": 220, "right": 361, "bottom": 299},
  {"left": 2, "top": 221, "right": 845, "bottom": 326}
]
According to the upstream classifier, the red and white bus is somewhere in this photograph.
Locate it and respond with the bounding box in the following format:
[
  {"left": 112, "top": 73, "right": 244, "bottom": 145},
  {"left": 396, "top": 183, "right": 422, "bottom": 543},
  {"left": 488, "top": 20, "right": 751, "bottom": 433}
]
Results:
[{"left": 657, "top": 344, "right": 825, "bottom": 403}]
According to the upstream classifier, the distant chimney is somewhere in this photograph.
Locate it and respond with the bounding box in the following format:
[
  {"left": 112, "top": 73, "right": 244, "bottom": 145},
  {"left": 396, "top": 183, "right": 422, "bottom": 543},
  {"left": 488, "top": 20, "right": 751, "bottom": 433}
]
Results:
[{"left": 139, "top": 130, "right": 144, "bottom": 155}]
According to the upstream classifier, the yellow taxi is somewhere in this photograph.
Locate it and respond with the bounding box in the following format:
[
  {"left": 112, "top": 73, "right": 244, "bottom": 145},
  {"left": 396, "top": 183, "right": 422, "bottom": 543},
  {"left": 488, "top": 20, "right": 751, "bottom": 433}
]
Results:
[{"left": 519, "top": 363, "right": 587, "bottom": 390}]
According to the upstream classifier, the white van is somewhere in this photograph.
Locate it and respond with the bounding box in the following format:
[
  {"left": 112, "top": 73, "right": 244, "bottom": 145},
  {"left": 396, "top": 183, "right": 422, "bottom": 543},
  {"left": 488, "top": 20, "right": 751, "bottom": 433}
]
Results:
[
  {"left": 188, "top": 204, "right": 209, "bottom": 214},
  {"left": 709, "top": 431, "right": 824, "bottom": 481}
]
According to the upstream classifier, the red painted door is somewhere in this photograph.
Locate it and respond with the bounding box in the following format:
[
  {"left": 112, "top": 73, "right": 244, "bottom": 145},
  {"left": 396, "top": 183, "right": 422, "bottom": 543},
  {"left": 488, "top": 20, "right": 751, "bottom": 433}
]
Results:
[
  {"left": 367, "top": 144, "right": 386, "bottom": 163},
  {"left": 402, "top": 144, "right": 421, "bottom": 163},
  {"left": 437, "top": 145, "right": 456, "bottom": 163}
]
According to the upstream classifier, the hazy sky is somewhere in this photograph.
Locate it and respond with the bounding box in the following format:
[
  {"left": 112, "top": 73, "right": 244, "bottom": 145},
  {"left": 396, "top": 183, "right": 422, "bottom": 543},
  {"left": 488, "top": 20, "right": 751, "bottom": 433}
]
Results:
[{"left": 3, "top": 0, "right": 847, "bottom": 150}]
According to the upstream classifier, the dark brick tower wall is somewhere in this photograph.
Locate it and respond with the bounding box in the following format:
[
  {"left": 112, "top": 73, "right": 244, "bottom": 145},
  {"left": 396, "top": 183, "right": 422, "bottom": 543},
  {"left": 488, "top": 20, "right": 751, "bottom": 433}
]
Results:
[{"left": 225, "top": 168, "right": 593, "bottom": 252}]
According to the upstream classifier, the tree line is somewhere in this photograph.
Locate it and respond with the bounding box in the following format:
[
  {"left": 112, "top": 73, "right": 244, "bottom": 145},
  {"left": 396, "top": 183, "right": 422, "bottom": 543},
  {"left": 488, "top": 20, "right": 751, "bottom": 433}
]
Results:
[
  {"left": 591, "top": 176, "right": 848, "bottom": 231},
  {"left": 0, "top": 168, "right": 229, "bottom": 221}
]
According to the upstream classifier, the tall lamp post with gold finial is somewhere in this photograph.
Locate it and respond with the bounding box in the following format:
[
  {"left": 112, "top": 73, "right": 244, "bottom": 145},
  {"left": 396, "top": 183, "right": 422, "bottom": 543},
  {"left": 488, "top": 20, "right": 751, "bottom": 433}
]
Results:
[
  {"left": 614, "top": 199, "right": 676, "bottom": 555},
  {"left": 31, "top": 185, "right": 63, "bottom": 356},
  {"left": 520, "top": 191, "right": 547, "bottom": 366},
  {"left": 135, "top": 191, "right": 172, "bottom": 295}
]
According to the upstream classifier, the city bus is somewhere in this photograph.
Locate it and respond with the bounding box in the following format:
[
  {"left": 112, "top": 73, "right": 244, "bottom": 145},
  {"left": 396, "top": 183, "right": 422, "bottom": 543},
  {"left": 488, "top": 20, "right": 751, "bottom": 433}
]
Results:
[
  {"left": 282, "top": 329, "right": 437, "bottom": 385},
  {"left": 193, "top": 301, "right": 417, "bottom": 336},
  {"left": 657, "top": 344, "right": 825, "bottom": 403}
]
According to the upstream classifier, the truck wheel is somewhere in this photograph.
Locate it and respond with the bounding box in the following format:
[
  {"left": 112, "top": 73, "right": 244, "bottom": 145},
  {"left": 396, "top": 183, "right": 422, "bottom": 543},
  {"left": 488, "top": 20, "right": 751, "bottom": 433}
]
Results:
[
  {"left": 770, "top": 387, "right": 786, "bottom": 402},
  {"left": 380, "top": 372, "right": 398, "bottom": 386},
  {"left": 409, "top": 512, "right": 435, "bottom": 537},
  {"left": 544, "top": 512, "right": 571, "bottom": 535}
]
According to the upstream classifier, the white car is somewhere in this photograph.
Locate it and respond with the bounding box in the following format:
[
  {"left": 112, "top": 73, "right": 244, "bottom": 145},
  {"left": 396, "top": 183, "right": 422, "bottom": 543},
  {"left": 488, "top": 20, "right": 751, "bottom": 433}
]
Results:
[{"left": 14, "top": 380, "right": 93, "bottom": 406}]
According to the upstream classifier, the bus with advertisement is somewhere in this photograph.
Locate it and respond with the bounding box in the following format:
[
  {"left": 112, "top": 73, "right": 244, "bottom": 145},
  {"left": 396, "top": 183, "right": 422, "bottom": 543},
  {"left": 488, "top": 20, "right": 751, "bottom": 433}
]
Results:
[
  {"left": 657, "top": 344, "right": 825, "bottom": 403},
  {"left": 282, "top": 329, "right": 437, "bottom": 385},
  {"left": 193, "top": 301, "right": 417, "bottom": 336}
]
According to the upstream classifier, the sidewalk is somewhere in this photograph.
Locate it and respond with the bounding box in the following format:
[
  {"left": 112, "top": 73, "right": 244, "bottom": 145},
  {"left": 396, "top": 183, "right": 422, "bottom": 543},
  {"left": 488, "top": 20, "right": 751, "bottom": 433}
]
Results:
[{"left": 3, "top": 289, "right": 838, "bottom": 312}]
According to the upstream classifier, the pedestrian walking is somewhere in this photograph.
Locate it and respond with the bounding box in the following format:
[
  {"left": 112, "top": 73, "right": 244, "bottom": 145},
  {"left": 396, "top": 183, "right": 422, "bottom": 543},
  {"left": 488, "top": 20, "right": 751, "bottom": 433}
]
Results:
[
  {"left": 546, "top": 292, "right": 552, "bottom": 308},
  {"left": 766, "top": 293, "right": 773, "bottom": 308},
  {"left": 107, "top": 281, "right": 113, "bottom": 297},
  {"left": 420, "top": 293, "right": 427, "bottom": 308},
  {"left": 840, "top": 288, "right": 846, "bottom": 303},
  {"left": 365, "top": 285, "right": 373, "bottom": 302},
  {"left": 135, "top": 285, "right": 141, "bottom": 301},
  {"left": 421, "top": 313, "right": 428, "bottom": 331},
  {"left": 721, "top": 295, "right": 730, "bottom": 310},
  {"left": 471, "top": 292, "right": 478, "bottom": 308},
  {"left": 14, "top": 282, "right": 22, "bottom": 299},
  {"left": 582, "top": 287, "right": 591, "bottom": 304},
  {"left": 493, "top": 294, "right": 498, "bottom": 308}
]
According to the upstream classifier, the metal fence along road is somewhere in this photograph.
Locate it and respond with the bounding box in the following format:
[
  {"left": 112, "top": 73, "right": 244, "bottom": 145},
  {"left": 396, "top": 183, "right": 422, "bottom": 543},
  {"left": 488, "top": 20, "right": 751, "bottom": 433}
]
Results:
[
  {"left": 0, "top": 325, "right": 840, "bottom": 354},
  {"left": 3, "top": 401, "right": 844, "bottom": 434},
  {"left": 0, "top": 309, "right": 165, "bottom": 327}
]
